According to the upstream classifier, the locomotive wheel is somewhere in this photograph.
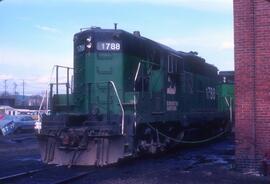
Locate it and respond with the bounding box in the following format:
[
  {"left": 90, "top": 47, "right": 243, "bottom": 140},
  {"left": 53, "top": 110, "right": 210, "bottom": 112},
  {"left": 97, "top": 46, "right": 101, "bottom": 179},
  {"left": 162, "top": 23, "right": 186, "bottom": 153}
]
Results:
[
  {"left": 136, "top": 126, "right": 160, "bottom": 154},
  {"left": 165, "top": 130, "right": 185, "bottom": 148},
  {"left": 149, "top": 138, "right": 157, "bottom": 154}
]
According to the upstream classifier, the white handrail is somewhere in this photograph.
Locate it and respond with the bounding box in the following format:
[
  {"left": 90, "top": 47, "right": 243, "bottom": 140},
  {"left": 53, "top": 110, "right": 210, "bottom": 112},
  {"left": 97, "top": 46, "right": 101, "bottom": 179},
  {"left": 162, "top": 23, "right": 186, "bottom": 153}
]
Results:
[
  {"left": 225, "top": 96, "right": 233, "bottom": 123},
  {"left": 133, "top": 62, "right": 141, "bottom": 132},
  {"left": 134, "top": 62, "right": 141, "bottom": 82},
  {"left": 109, "top": 81, "right": 125, "bottom": 135}
]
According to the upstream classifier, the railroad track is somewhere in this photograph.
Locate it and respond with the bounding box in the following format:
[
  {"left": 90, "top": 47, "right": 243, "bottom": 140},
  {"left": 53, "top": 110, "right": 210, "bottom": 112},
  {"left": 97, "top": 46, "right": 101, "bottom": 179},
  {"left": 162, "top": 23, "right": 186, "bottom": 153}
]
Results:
[
  {"left": 0, "top": 168, "right": 45, "bottom": 182},
  {"left": 0, "top": 166, "right": 94, "bottom": 184},
  {"left": 53, "top": 171, "right": 93, "bottom": 184}
]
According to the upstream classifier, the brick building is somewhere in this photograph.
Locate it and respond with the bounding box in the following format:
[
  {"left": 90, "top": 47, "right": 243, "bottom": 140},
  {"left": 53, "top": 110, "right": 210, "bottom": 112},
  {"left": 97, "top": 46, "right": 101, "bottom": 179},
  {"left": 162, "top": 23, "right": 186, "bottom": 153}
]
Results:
[{"left": 234, "top": 0, "right": 270, "bottom": 173}]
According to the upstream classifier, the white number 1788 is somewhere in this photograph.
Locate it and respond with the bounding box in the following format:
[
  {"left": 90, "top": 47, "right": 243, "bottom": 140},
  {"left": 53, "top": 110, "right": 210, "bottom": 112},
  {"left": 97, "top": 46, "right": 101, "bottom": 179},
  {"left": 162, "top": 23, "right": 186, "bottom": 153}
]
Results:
[{"left": 101, "top": 43, "right": 121, "bottom": 50}]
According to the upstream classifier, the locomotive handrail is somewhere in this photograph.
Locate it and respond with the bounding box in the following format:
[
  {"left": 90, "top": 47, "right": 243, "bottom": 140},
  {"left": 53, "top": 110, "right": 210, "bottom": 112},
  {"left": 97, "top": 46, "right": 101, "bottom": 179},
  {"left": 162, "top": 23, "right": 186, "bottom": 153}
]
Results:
[
  {"left": 133, "top": 62, "right": 141, "bottom": 132},
  {"left": 108, "top": 81, "right": 125, "bottom": 135},
  {"left": 224, "top": 96, "right": 233, "bottom": 123}
]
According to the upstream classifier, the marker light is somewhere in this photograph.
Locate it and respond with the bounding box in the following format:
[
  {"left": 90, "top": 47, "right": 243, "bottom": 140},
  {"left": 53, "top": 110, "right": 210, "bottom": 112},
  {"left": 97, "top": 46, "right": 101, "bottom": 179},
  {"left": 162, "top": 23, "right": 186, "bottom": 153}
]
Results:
[
  {"left": 86, "top": 43, "right": 92, "bottom": 49},
  {"left": 86, "top": 36, "right": 92, "bottom": 42}
]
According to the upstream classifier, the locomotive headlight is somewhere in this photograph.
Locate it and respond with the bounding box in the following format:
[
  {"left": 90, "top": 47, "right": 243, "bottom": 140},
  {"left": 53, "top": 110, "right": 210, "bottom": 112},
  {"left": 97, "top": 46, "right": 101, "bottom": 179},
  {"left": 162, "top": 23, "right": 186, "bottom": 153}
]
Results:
[
  {"left": 86, "top": 43, "right": 92, "bottom": 49},
  {"left": 35, "top": 121, "right": 42, "bottom": 134},
  {"left": 86, "top": 36, "right": 92, "bottom": 49},
  {"left": 86, "top": 36, "right": 92, "bottom": 42}
]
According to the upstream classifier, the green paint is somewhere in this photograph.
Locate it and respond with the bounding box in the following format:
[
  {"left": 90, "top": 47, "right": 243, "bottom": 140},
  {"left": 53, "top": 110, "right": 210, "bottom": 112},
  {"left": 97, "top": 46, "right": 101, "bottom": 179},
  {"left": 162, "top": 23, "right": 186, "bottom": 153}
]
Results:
[
  {"left": 73, "top": 52, "right": 124, "bottom": 117},
  {"left": 217, "top": 84, "right": 234, "bottom": 112},
  {"left": 53, "top": 49, "right": 225, "bottom": 124}
]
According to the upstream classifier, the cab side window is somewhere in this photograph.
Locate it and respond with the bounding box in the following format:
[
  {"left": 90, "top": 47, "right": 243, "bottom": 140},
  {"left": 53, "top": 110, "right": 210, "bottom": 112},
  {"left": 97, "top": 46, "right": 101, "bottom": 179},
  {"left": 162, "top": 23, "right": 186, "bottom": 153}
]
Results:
[{"left": 168, "top": 55, "right": 178, "bottom": 74}]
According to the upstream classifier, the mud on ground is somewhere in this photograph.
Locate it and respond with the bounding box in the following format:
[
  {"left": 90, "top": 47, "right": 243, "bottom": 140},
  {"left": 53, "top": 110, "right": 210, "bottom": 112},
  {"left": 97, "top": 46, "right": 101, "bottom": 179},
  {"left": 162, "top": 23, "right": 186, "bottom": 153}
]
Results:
[{"left": 0, "top": 134, "right": 269, "bottom": 184}]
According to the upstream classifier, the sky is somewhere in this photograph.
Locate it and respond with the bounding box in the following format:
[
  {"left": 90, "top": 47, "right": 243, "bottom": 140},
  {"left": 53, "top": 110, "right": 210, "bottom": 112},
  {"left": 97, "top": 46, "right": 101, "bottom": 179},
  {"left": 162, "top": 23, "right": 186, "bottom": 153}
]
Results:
[{"left": 0, "top": 0, "right": 234, "bottom": 95}]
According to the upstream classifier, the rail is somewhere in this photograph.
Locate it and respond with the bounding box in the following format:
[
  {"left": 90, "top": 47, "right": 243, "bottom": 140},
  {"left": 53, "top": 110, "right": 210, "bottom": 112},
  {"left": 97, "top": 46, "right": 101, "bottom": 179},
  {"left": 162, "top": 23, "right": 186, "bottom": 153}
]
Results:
[
  {"left": 0, "top": 168, "right": 46, "bottom": 182},
  {"left": 48, "top": 65, "right": 74, "bottom": 112},
  {"left": 53, "top": 171, "right": 93, "bottom": 184},
  {"left": 224, "top": 96, "right": 233, "bottom": 123},
  {"left": 0, "top": 167, "right": 93, "bottom": 184},
  {"left": 36, "top": 65, "right": 73, "bottom": 133},
  {"left": 108, "top": 81, "right": 125, "bottom": 135},
  {"left": 133, "top": 62, "right": 141, "bottom": 132}
]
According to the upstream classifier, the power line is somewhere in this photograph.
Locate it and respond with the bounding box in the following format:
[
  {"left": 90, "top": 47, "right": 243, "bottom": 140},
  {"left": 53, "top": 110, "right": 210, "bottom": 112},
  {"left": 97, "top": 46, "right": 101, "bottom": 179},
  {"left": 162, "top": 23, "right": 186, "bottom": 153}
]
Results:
[{"left": 0, "top": 79, "right": 48, "bottom": 96}]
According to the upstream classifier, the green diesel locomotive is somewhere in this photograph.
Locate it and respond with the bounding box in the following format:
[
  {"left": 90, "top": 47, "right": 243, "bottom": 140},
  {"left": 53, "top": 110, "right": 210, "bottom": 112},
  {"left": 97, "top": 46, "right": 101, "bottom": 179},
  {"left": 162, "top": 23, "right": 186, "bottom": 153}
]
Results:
[{"left": 37, "top": 27, "right": 232, "bottom": 166}]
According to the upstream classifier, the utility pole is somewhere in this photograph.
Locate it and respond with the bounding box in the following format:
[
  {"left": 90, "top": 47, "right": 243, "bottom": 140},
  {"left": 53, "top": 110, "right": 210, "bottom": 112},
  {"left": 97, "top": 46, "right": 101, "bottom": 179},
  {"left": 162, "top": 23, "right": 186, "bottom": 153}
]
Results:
[
  {"left": 22, "top": 80, "right": 25, "bottom": 106},
  {"left": 4, "top": 79, "right": 7, "bottom": 96},
  {"left": 13, "top": 82, "right": 18, "bottom": 95}
]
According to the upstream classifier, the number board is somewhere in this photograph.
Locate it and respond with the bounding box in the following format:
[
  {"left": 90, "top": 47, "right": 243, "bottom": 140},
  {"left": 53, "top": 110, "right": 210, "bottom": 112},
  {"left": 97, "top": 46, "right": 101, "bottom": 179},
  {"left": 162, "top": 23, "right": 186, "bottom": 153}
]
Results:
[{"left": 96, "top": 42, "right": 121, "bottom": 51}]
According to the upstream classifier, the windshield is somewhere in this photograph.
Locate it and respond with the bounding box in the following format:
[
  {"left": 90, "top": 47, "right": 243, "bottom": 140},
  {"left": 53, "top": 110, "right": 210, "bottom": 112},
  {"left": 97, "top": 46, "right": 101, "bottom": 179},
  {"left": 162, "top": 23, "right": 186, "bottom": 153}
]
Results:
[
  {"left": 2, "top": 115, "right": 13, "bottom": 121},
  {"left": 16, "top": 116, "right": 34, "bottom": 121}
]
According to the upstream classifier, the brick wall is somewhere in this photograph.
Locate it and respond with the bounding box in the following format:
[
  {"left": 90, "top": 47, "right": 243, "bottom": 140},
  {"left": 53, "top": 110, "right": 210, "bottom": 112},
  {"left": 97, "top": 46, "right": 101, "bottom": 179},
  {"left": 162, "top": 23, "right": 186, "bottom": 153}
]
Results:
[{"left": 234, "top": 0, "right": 270, "bottom": 173}]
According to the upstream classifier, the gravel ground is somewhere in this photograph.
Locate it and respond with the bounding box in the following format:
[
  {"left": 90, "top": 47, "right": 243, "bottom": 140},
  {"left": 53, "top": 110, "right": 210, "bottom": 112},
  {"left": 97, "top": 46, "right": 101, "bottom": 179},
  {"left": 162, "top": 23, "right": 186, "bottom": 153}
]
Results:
[
  {"left": 74, "top": 136, "right": 270, "bottom": 184},
  {"left": 0, "top": 133, "right": 42, "bottom": 178},
  {"left": 0, "top": 134, "right": 269, "bottom": 184},
  {"left": 0, "top": 133, "right": 38, "bottom": 153}
]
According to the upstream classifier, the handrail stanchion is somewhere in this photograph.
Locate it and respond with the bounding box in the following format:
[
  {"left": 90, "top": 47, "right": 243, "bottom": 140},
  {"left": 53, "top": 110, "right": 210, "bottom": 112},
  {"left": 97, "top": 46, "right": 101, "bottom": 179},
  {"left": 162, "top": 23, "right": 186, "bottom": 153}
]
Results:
[
  {"left": 49, "top": 84, "right": 53, "bottom": 112},
  {"left": 108, "top": 81, "right": 125, "bottom": 135},
  {"left": 66, "top": 68, "right": 70, "bottom": 111},
  {"left": 107, "top": 82, "right": 111, "bottom": 122}
]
